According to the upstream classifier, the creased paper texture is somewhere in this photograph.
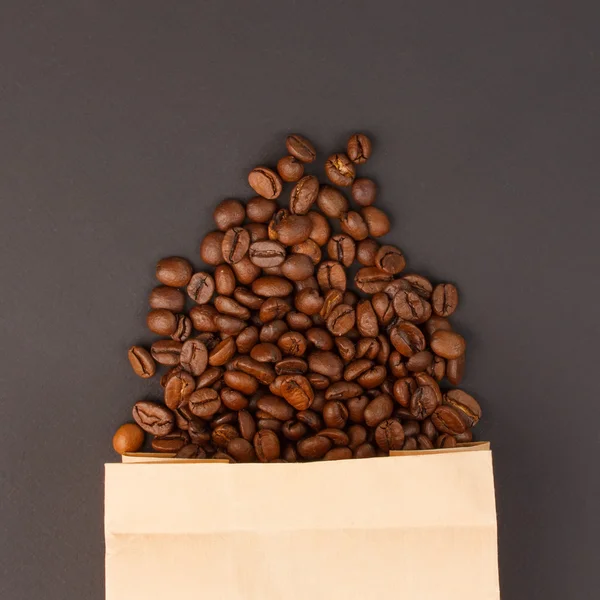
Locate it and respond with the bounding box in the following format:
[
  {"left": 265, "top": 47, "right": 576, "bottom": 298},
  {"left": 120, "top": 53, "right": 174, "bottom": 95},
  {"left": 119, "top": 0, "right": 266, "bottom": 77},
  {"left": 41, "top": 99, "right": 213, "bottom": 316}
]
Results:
[{"left": 105, "top": 445, "right": 499, "bottom": 600}]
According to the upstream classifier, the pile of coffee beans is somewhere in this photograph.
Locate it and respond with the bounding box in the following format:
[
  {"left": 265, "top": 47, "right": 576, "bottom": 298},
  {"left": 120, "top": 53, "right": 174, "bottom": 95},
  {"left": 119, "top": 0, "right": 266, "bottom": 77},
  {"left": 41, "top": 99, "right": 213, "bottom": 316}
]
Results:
[{"left": 113, "top": 133, "right": 482, "bottom": 462}]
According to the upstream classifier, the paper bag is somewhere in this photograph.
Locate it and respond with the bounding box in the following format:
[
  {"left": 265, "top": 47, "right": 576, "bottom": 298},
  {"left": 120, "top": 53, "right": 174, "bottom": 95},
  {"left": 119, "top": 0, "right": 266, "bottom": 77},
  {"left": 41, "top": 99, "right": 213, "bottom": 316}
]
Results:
[{"left": 105, "top": 443, "right": 499, "bottom": 599}]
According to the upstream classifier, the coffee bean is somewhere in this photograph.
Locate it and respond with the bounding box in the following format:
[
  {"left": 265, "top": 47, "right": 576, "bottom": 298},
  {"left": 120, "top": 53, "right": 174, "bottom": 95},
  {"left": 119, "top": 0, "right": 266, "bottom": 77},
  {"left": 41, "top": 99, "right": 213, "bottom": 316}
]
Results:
[
  {"left": 347, "top": 133, "right": 372, "bottom": 164},
  {"left": 251, "top": 276, "right": 293, "bottom": 298},
  {"left": 308, "top": 350, "right": 344, "bottom": 381},
  {"left": 443, "top": 389, "right": 481, "bottom": 427},
  {"left": 156, "top": 256, "right": 193, "bottom": 288},
  {"left": 294, "top": 288, "right": 324, "bottom": 315},
  {"left": 291, "top": 239, "right": 322, "bottom": 265},
  {"left": 278, "top": 331, "right": 308, "bottom": 356},
  {"left": 295, "top": 276, "right": 320, "bottom": 293},
  {"left": 200, "top": 231, "right": 226, "bottom": 265},
  {"left": 417, "top": 434, "right": 434, "bottom": 450},
  {"left": 214, "top": 265, "right": 238, "bottom": 296},
  {"left": 221, "top": 227, "right": 251, "bottom": 264},
  {"left": 390, "top": 322, "right": 426, "bottom": 357},
  {"left": 275, "top": 357, "right": 308, "bottom": 375},
  {"left": 326, "top": 304, "right": 355, "bottom": 336},
  {"left": 297, "top": 435, "right": 332, "bottom": 460},
  {"left": 281, "top": 254, "right": 314, "bottom": 281},
  {"left": 376, "top": 334, "right": 391, "bottom": 365},
  {"left": 430, "top": 355, "right": 446, "bottom": 382},
  {"left": 361, "top": 206, "right": 390, "bottom": 237},
  {"left": 431, "top": 405, "right": 466, "bottom": 435},
  {"left": 446, "top": 354, "right": 465, "bottom": 385},
  {"left": 196, "top": 367, "right": 223, "bottom": 389},
  {"left": 432, "top": 283, "right": 459, "bottom": 317},
  {"left": 357, "top": 365, "right": 387, "bottom": 389},
  {"left": 280, "top": 374, "right": 314, "bottom": 410},
  {"left": 325, "top": 153, "right": 355, "bottom": 187},
  {"left": 260, "top": 319, "right": 289, "bottom": 342},
  {"left": 151, "top": 340, "right": 183, "bottom": 366},
  {"left": 406, "top": 350, "right": 433, "bottom": 373},
  {"left": 306, "top": 327, "right": 334, "bottom": 350},
  {"left": 133, "top": 401, "right": 175, "bottom": 436},
  {"left": 325, "top": 381, "right": 363, "bottom": 401},
  {"left": 254, "top": 429, "right": 281, "bottom": 462},
  {"left": 146, "top": 309, "right": 177, "bottom": 336},
  {"left": 187, "top": 272, "right": 215, "bottom": 304},
  {"left": 351, "top": 177, "right": 377, "bottom": 207},
  {"left": 317, "top": 260, "right": 347, "bottom": 292},
  {"left": 286, "top": 134, "right": 317, "bottom": 163},
  {"left": 409, "top": 386, "right": 438, "bottom": 420},
  {"left": 356, "top": 337, "right": 380, "bottom": 360},
  {"left": 375, "top": 419, "right": 405, "bottom": 451},
  {"left": 316, "top": 185, "right": 349, "bottom": 218},
  {"left": 227, "top": 438, "right": 256, "bottom": 462},
  {"left": 277, "top": 155, "right": 305, "bottom": 182},
  {"left": 421, "top": 418, "right": 438, "bottom": 440},
  {"left": 364, "top": 394, "right": 394, "bottom": 427},
  {"left": 208, "top": 337, "right": 236, "bottom": 366},
  {"left": 268, "top": 209, "right": 312, "bottom": 246},
  {"left": 246, "top": 197, "right": 278, "bottom": 224},
  {"left": 189, "top": 305, "right": 218, "bottom": 332},
  {"left": 223, "top": 371, "right": 259, "bottom": 395},
  {"left": 234, "top": 287, "right": 264, "bottom": 310},
  {"left": 214, "top": 314, "right": 246, "bottom": 335},
  {"left": 340, "top": 211, "right": 369, "bottom": 241},
  {"left": 164, "top": 370, "right": 195, "bottom": 410},
  {"left": 354, "top": 267, "right": 393, "bottom": 293},
  {"left": 257, "top": 395, "right": 295, "bottom": 421},
  {"left": 175, "top": 444, "right": 207, "bottom": 459},
  {"left": 213, "top": 199, "right": 245, "bottom": 231},
  {"left": 307, "top": 210, "right": 331, "bottom": 245},
  {"left": 356, "top": 238, "right": 379, "bottom": 266},
  {"left": 455, "top": 429, "right": 473, "bottom": 443},
  {"left": 189, "top": 388, "right": 221, "bottom": 418},
  {"left": 149, "top": 286, "right": 186, "bottom": 312},
  {"left": 402, "top": 438, "right": 418, "bottom": 451},
  {"left": 259, "top": 297, "right": 291, "bottom": 323},
  {"left": 171, "top": 314, "right": 192, "bottom": 342},
  {"left": 152, "top": 430, "right": 190, "bottom": 453},
  {"left": 389, "top": 351, "right": 408, "bottom": 378},
  {"left": 251, "top": 342, "right": 283, "bottom": 363},
  {"left": 355, "top": 442, "right": 377, "bottom": 458},
  {"left": 423, "top": 315, "right": 452, "bottom": 339},
  {"left": 402, "top": 274, "right": 433, "bottom": 299},
  {"left": 246, "top": 223, "right": 269, "bottom": 243},
  {"left": 179, "top": 339, "right": 208, "bottom": 376},
  {"left": 393, "top": 289, "right": 427, "bottom": 322},
  {"left": 436, "top": 434, "right": 457, "bottom": 449},
  {"left": 333, "top": 336, "right": 355, "bottom": 362},
  {"left": 327, "top": 234, "right": 356, "bottom": 267},
  {"left": 290, "top": 175, "right": 319, "bottom": 215},
  {"left": 356, "top": 299, "right": 379, "bottom": 337},
  {"left": 113, "top": 423, "right": 145, "bottom": 454},
  {"left": 375, "top": 245, "right": 406, "bottom": 275},
  {"left": 248, "top": 240, "right": 286, "bottom": 268},
  {"left": 128, "top": 346, "right": 156, "bottom": 378},
  {"left": 322, "top": 400, "right": 349, "bottom": 429},
  {"left": 248, "top": 167, "right": 283, "bottom": 200},
  {"left": 214, "top": 295, "right": 251, "bottom": 320},
  {"left": 430, "top": 330, "right": 466, "bottom": 359},
  {"left": 220, "top": 387, "right": 248, "bottom": 411},
  {"left": 212, "top": 424, "right": 240, "bottom": 448},
  {"left": 371, "top": 292, "right": 395, "bottom": 325}
]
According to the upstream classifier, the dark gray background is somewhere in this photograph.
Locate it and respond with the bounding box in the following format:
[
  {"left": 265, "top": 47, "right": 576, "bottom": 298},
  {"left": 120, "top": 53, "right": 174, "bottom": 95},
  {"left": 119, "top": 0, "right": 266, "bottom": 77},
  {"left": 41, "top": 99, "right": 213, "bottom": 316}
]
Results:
[{"left": 1, "top": 1, "right": 599, "bottom": 598}]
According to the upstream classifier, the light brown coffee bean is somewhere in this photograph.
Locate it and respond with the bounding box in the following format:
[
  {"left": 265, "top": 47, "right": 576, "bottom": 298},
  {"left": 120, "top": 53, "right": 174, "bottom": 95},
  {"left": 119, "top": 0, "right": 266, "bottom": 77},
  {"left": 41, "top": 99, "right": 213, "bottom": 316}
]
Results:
[
  {"left": 248, "top": 166, "right": 283, "bottom": 199},
  {"left": 128, "top": 346, "right": 156, "bottom": 378}
]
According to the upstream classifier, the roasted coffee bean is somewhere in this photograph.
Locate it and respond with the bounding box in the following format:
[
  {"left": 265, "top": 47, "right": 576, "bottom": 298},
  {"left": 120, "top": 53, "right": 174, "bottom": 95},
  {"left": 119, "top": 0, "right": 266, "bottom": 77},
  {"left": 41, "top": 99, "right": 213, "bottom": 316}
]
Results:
[
  {"left": 356, "top": 238, "right": 379, "bottom": 266},
  {"left": 325, "top": 381, "right": 363, "bottom": 401},
  {"left": 259, "top": 320, "right": 288, "bottom": 342},
  {"left": 296, "top": 409, "right": 323, "bottom": 431},
  {"left": 318, "top": 428, "right": 349, "bottom": 446},
  {"left": 402, "top": 437, "right": 418, "bottom": 451},
  {"left": 146, "top": 309, "right": 177, "bottom": 336},
  {"left": 295, "top": 276, "right": 320, "bottom": 293},
  {"left": 351, "top": 177, "right": 377, "bottom": 206},
  {"left": 431, "top": 405, "right": 466, "bottom": 435},
  {"left": 356, "top": 300, "right": 379, "bottom": 337},
  {"left": 375, "top": 419, "right": 405, "bottom": 452},
  {"left": 414, "top": 372, "right": 442, "bottom": 406},
  {"left": 149, "top": 286, "right": 186, "bottom": 312},
  {"left": 213, "top": 199, "right": 245, "bottom": 231},
  {"left": 171, "top": 314, "right": 192, "bottom": 342},
  {"left": 214, "top": 315, "right": 246, "bottom": 335},
  {"left": 222, "top": 227, "right": 251, "bottom": 264},
  {"left": 432, "top": 283, "right": 459, "bottom": 317},
  {"left": 323, "top": 447, "right": 352, "bottom": 461},
  {"left": 286, "top": 134, "right": 317, "bottom": 163},
  {"left": 402, "top": 420, "right": 421, "bottom": 438},
  {"left": 371, "top": 292, "right": 395, "bottom": 326},
  {"left": 363, "top": 394, "right": 394, "bottom": 427},
  {"left": 175, "top": 444, "right": 207, "bottom": 459},
  {"left": 151, "top": 340, "right": 183, "bottom": 366},
  {"left": 237, "top": 410, "right": 256, "bottom": 442},
  {"left": 430, "top": 330, "right": 466, "bottom": 359},
  {"left": 316, "top": 185, "right": 349, "bottom": 218},
  {"left": 254, "top": 429, "right": 281, "bottom": 461},
  {"left": 421, "top": 418, "right": 438, "bottom": 441},
  {"left": 294, "top": 288, "right": 324, "bottom": 315},
  {"left": 443, "top": 389, "right": 481, "bottom": 427},
  {"left": 152, "top": 430, "right": 190, "bottom": 453},
  {"left": 346, "top": 395, "right": 368, "bottom": 423},
  {"left": 393, "top": 377, "right": 416, "bottom": 407},
  {"left": 275, "top": 357, "right": 308, "bottom": 375},
  {"left": 133, "top": 401, "right": 175, "bottom": 436},
  {"left": 347, "top": 424, "right": 368, "bottom": 450},
  {"left": 304, "top": 211, "right": 329, "bottom": 248},
  {"left": 248, "top": 166, "right": 283, "bottom": 200},
  {"left": 375, "top": 245, "right": 406, "bottom": 275},
  {"left": 446, "top": 354, "right": 465, "bottom": 385},
  {"left": 179, "top": 339, "right": 208, "bottom": 376},
  {"left": 355, "top": 337, "right": 380, "bottom": 360},
  {"left": 308, "top": 351, "right": 344, "bottom": 381},
  {"left": 417, "top": 434, "right": 434, "bottom": 450},
  {"left": 200, "top": 231, "right": 226, "bottom": 267},
  {"left": 297, "top": 435, "right": 332, "bottom": 460},
  {"left": 320, "top": 289, "right": 344, "bottom": 319},
  {"left": 246, "top": 197, "right": 278, "bottom": 224},
  {"left": 233, "top": 287, "right": 264, "bottom": 310},
  {"left": 291, "top": 239, "right": 322, "bottom": 265},
  {"left": 409, "top": 386, "right": 438, "bottom": 420},
  {"left": 156, "top": 256, "right": 193, "bottom": 288},
  {"left": 429, "top": 355, "right": 446, "bottom": 381},
  {"left": 344, "top": 359, "right": 373, "bottom": 381},
  {"left": 402, "top": 274, "right": 433, "bottom": 299},
  {"left": 389, "top": 351, "right": 408, "bottom": 378},
  {"left": 257, "top": 395, "right": 295, "bottom": 421},
  {"left": 208, "top": 337, "right": 236, "bottom": 366},
  {"left": 212, "top": 424, "right": 240, "bottom": 448},
  {"left": 325, "top": 153, "right": 355, "bottom": 187},
  {"left": 187, "top": 272, "right": 215, "bottom": 305},
  {"left": 347, "top": 133, "right": 372, "bottom": 164},
  {"left": 340, "top": 211, "right": 369, "bottom": 241},
  {"left": 188, "top": 419, "right": 211, "bottom": 445},
  {"left": 220, "top": 387, "right": 248, "bottom": 411},
  {"left": 227, "top": 438, "right": 256, "bottom": 462},
  {"left": 423, "top": 315, "right": 452, "bottom": 339},
  {"left": 214, "top": 296, "right": 251, "bottom": 320},
  {"left": 281, "top": 254, "right": 314, "bottom": 281},
  {"left": 390, "top": 322, "right": 426, "bottom": 357},
  {"left": 189, "top": 388, "right": 221, "bottom": 418},
  {"left": 280, "top": 374, "right": 314, "bottom": 410},
  {"left": 290, "top": 175, "right": 319, "bottom": 215},
  {"left": 355, "top": 442, "right": 377, "bottom": 458},
  {"left": 307, "top": 372, "right": 330, "bottom": 389},
  {"left": 326, "top": 304, "right": 355, "bottom": 336},
  {"left": 354, "top": 267, "right": 393, "bottom": 293},
  {"left": 128, "top": 346, "right": 156, "bottom": 378},
  {"left": 252, "top": 276, "right": 293, "bottom": 298},
  {"left": 278, "top": 331, "right": 308, "bottom": 356},
  {"left": 361, "top": 206, "right": 390, "bottom": 237},
  {"left": 286, "top": 311, "right": 313, "bottom": 331},
  {"left": 326, "top": 234, "right": 355, "bottom": 267},
  {"left": 277, "top": 155, "right": 305, "bottom": 182},
  {"left": 455, "top": 428, "right": 473, "bottom": 443},
  {"left": 268, "top": 209, "right": 312, "bottom": 246},
  {"left": 188, "top": 305, "right": 217, "bottom": 332},
  {"left": 405, "top": 350, "right": 432, "bottom": 373},
  {"left": 306, "top": 327, "right": 334, "bottom": 350},
  {"left": 248, "top": 240, "right": 286, "bottom": 268},
  {"left": 357, "top": 365, "right": 387, "bottom": 389},
  {"left": 251, "top": 342, "right": 283, "bottom": 363},
  {"left": 383, "top": 278, "right": 412, "bottom": 299},
  {"left": 113, "top": 423, "right": 145, "bottom": 454},
  {"left": 393, "top": 289, "right": 426, "bottom": 322},
  {"left": 317, "top": 260, "right": 347, "bottom": 292},
  {"left": 323, "top": 400, "right": 349, "bottom": 429},
  {"left": 258, "top": 298, "right": 290, "bottom": 323},
  {"left": 232, "top": 256, "right": 261, "bottom": 285}
]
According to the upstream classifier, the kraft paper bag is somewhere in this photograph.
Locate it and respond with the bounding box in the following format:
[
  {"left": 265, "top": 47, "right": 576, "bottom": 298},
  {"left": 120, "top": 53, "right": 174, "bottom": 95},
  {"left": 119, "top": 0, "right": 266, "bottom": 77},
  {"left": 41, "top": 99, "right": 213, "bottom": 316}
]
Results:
[{"left": 105, "top": 443, "right": 499, "bottom": 600}]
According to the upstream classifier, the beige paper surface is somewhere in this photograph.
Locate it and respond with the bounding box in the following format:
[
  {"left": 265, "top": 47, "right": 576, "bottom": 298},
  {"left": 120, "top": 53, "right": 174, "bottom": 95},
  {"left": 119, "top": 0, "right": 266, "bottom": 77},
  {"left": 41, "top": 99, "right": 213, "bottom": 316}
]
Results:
[{"left": 105, "top": 445, "right": 499, "bottom": 600}]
